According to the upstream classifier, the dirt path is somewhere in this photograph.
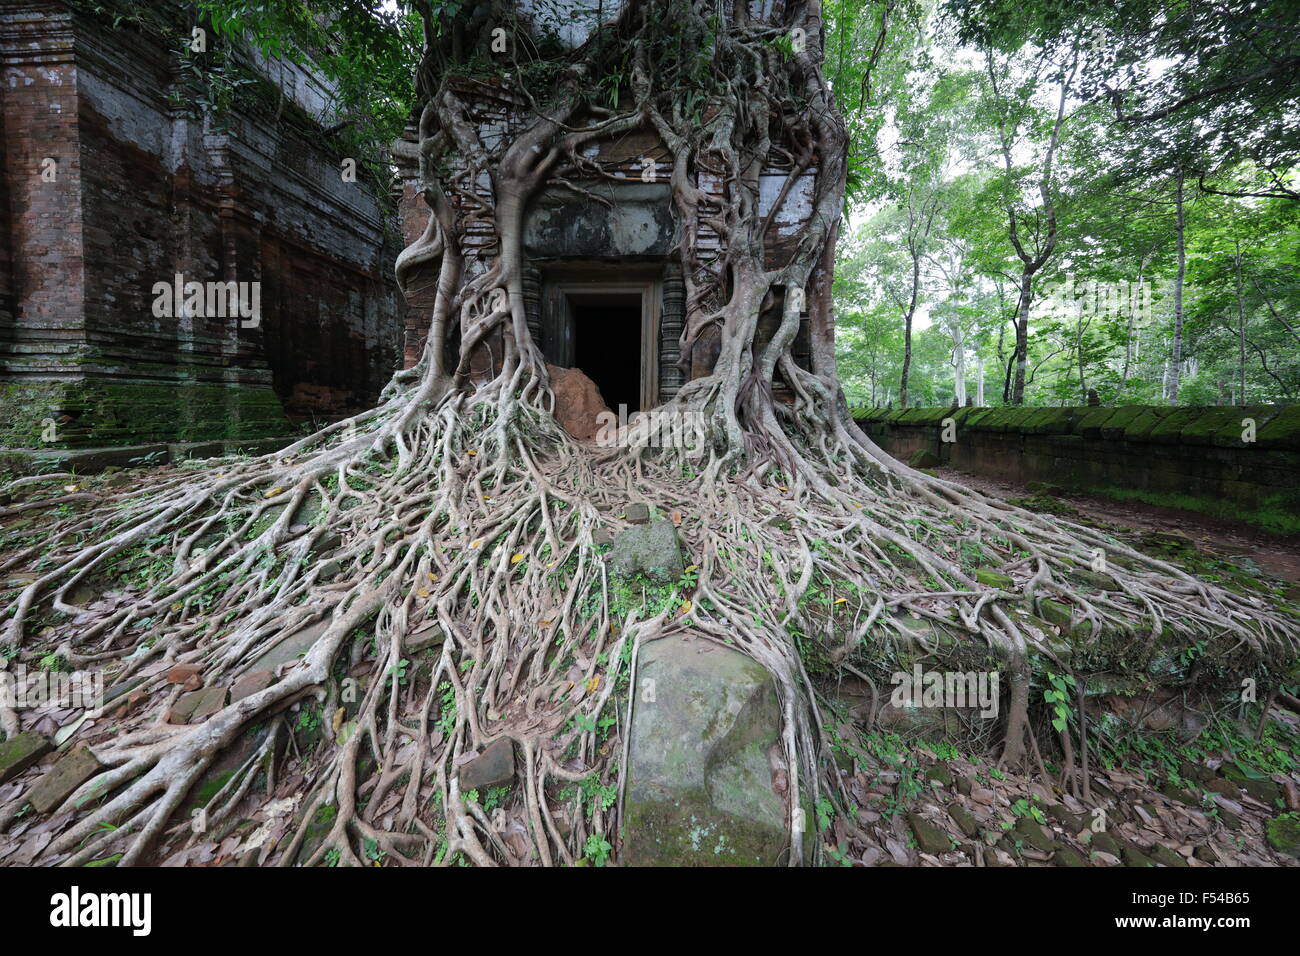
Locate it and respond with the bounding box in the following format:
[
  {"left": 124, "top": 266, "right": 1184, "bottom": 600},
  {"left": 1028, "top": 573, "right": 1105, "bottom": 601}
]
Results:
[{"left": 934, "top": 467, "right": 1300, "bottom": 587}]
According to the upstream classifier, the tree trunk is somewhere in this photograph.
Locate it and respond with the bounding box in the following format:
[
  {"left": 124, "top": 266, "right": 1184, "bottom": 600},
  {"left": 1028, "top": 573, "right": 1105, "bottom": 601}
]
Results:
[
  {"left": 899, "top": 251, "right": 920, "bottom": 407},
  {"left": 1167, "top": 169, "right": 1186, "bottom": 403},
  {"left": 1010, "top": 270, "right": 1033, "bottom": 405},
  {"left": 1234, "top": 241, "right": 1247, "bottom": 404}
]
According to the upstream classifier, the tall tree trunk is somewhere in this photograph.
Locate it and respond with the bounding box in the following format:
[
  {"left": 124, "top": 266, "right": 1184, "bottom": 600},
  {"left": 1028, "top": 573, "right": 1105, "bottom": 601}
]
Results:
[
  {"left": 1234, "top": 240, "right": 1247, "bottom": 404},
  {"left": 1010, "top": 270, "right": 1033, "bottom": 405},
  {"left": 1167, "top": 169, "right": 1186, "bottom": 403},
  {"left": 899, "top": 249, "right": 921, "bottom": 407},
  {"left": 1121, "top": 265, "right": 1146, "bottom": 388},
  {"left": 951, "top": 324, "right": 967, "bottom": 406}
]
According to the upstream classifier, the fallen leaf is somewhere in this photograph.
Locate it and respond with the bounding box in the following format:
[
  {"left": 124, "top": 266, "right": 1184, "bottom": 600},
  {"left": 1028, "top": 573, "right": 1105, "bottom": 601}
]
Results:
[
  {"left": 332, "top": 707, "right": 345, "bottom": 734},
  {"left": 511, "top": 553, "right": 525, "bottom": 564},
  {"left": 679, "top": 600, "right": 692, "bottom": 615},
  {"left": 264, "top": 487, "right": 283, "bottom": 499},
  {"left": 417, "top": 588, "right": 430, "bottom": 599},
  {"left": 586, "top": 676, "right": 600, "bottom": 693}
]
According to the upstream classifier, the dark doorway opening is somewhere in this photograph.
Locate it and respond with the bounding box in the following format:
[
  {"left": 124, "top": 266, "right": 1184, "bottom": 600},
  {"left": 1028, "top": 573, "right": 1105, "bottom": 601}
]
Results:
[{"left": 569, "top": 292, "right": 642, "bottom": 413}]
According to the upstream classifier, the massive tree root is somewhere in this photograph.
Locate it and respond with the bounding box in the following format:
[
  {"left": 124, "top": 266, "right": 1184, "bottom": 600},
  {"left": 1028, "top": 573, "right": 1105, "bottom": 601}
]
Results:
[{"left": 1, "top": 0, "right": 1296, "bottom": 867}]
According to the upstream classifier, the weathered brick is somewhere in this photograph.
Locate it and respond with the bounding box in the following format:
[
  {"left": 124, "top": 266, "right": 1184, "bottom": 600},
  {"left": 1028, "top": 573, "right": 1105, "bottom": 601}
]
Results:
[
  {"left": 0, "top": 731, "right": 52, "bottom": 784},
  {"left": 25, "top": 745, "right": 102, "bottom": 813}
]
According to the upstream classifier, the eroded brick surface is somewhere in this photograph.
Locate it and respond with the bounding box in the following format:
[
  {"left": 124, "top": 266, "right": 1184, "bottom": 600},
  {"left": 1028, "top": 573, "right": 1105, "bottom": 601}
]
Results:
[{"left": 0, "top": 1, "right": 404, "bottom": 447}]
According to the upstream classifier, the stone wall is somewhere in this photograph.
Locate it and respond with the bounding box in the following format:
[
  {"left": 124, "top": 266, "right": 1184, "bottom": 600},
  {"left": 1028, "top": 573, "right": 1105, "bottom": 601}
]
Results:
[
  {"left": 853, "top": 404, "right": 1300, "bottom": 524},
  {"left": 0, "top": 0, "right": 404, "bottom": 448}
]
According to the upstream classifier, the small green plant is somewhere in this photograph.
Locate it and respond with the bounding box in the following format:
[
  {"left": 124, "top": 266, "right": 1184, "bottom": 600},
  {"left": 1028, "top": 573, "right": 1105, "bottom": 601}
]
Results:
[
  {"left": 362, "top": 836, "right": 385, "bottom": 865},
  {"left": 1010, "top": 797, "right": 1046, "bottom": 825},
  {"left": 815, "top": 796, "right": 835, "bottom": 833},
  {"left": 437, "top": 682, "right": 457, "bottom": 736},
  {"left": 1044, "top": 671, "right": 1076, "bottom": 732},
  {"left": 583, "top": 833, "right": 612, "bottom": 867}
]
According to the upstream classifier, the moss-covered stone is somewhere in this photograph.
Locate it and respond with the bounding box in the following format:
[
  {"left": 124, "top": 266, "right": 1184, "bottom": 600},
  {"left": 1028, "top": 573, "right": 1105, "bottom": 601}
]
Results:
[
  {"left": 1018, "top": 406, "right": 1078, "bottom": 434},
  {"left": 1255, "top": 405, "right": 1300, "bottom": 450},
  {"left": 1179, "top": 405, "right": 1281, "bottom": 448},
  {"left": 0, "top": 731, "right": 52, "bottom": 784},
  {"left": 1264, "top": 813, "right": 1300, "bottom": 857},
  {"left": 1121, "top": 842, "right": 1157, "bottom": 866},
  {"left": 606, "top": 520, "right": 685, "bottom": 585},
  {"left": 1089, "top": 831, "right": 1121, "bottom": 857},
  {"left": 974, "top": 568, "right": 1014, "bottom": 590},
  {"left": 1146, "top": 406, "right": 1205, "bottom": 445},
  {"left": 624, "top": 635, "right": 796, "bottom": 866},
  {"left": 1122, "top": 406, "right": 1176, "bottom": 441},
  {"left": 908, "top": 812, "right": 955, "bottom": 855},
  {"left": 948, "top": 805, "right": 979, "bottom": 838},
  {"left": 1039, "top": 600, "right": 1073, "bottom": 630},
  {"left": 1014, "top": 815, "right": 1058, "bottom": 852},
  {"left": 1054, "top": 846, "right": 1087, "bottom": 867},
  {"left": 1075, "top": 406, "right": 1118, "bottom": 438},
  {"left": 1148, "top": 843, "right": 1189, "bottom": 867}
]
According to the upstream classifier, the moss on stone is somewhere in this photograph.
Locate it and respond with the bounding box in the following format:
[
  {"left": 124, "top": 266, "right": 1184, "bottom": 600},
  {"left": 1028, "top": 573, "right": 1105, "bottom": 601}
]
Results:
[
  {"left": 1264, "top": 813, "right": 1300, "bottom": 857},
  {"left": 1145, "top": 406, "right": 1203, "bottom": 444},
  {"left": 1255, "top": 405, "right": 1300, "bottom": 450},
  {"left": 0, "top": 379, "right": 289, "bottom": 449},
  {"left": 1179, "top": 405, "right": 1281, "bottom": 447},
  {"left": 974, "top": 568, "right": 1013, "bottom": 589},
  {"left": 1018, "top": 406, "right": 1077, "bottom": 434},
  {"left": 0, "top": 382, "right": 66, "bottom": 447},
  {"left": 1121, "top": 406, "right": 1175, "bottom": 441}
]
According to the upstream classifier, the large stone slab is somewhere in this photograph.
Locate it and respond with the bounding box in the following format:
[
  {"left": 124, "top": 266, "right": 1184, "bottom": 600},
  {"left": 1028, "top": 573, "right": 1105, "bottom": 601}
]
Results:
[
  {"left": 458, "top": 739, "right": 515, "bottom": 793},
  {"left": 624, "top": 636, "right": 795, "bottom": 866},
  {"left": 26, "top": 745, "right": 102, "bottom": 813},
  {"left": 251, "top": 620, "right": 329, "bottom": 671}
]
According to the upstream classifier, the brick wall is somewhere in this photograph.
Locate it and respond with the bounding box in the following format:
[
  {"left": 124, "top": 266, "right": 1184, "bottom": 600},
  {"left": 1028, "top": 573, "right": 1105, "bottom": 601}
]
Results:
[
  {"left": 0, "top": 0, "right": 404, "bottom": 447},
  {"left": 853, "top": 404, "right": 1300, "bottom": 522}
]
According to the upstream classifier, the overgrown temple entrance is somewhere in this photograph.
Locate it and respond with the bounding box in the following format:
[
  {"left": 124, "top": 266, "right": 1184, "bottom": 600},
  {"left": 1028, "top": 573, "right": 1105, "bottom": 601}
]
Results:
[{"left": 541, "top": 277, "right": 662, "bottom": 412}]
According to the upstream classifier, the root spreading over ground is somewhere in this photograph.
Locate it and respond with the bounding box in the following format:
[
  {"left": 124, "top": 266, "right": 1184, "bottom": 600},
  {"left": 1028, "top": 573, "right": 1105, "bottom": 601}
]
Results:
[
  {"left": 2, "top": 378, "right": 1294, "bottom": 866},
  {"left": 1, "top": 0, "right": 1296, "bottom": 867}
]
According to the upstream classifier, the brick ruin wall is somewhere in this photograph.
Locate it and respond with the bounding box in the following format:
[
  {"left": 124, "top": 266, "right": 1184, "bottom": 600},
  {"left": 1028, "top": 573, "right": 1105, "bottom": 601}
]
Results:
[
  {"left": 853, "top": 404, "right": 1300, "bottom": 522},
  {"left": 0, "top": 0, "right": 405, "bottom": 448}
]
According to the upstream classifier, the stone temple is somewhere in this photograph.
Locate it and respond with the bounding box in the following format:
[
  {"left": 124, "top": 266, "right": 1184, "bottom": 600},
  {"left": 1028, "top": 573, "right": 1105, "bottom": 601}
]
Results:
[
  {"left": 0, "top": 0, "right": 404, "bottom": 450},
  {"left": 391, "top": 0, "right": 820, "bottom": 417}
]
